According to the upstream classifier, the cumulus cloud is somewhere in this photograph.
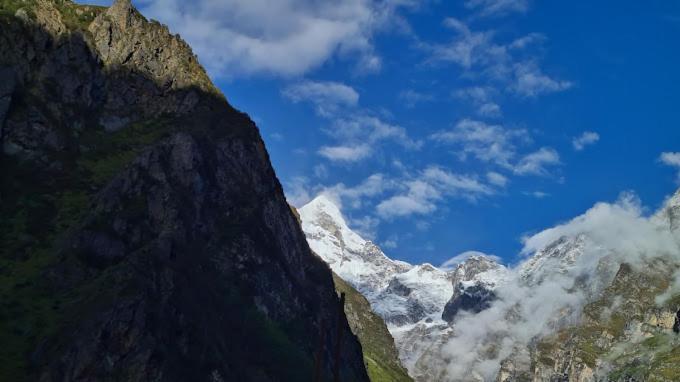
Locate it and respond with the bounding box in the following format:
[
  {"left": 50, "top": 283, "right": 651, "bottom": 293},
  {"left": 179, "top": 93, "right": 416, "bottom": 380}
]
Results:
[
  {"left": 572, "top": 131, "right": 600, "bottom": 151},
  {"left": 660, "top": 152, "right": 680, "bottom": 183},
  {"left": 440, "top": 191, "right": 680, "bottom": 380},
  {"left": 282, "top": 80, "right": 359, "bottom": 116},
  {"left": 660, "top": 152, "right": 680, "bottom": 167},
  {"left": 513, "top": 147, "right": 560, "bottom": 176},
  {"left": 130, "top": 0, "right": 416, "bottom": 77}
]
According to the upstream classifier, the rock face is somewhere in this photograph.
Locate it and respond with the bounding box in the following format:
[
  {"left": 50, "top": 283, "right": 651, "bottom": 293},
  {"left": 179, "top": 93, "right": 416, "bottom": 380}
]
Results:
[
  {"left": 0, "top": 1, "right": 368, "bottom": 381},
  {"left": 442, "top": 255, "right": 509, "bottom": 323},
  {"left": 332, "top": 273, "right": 412, "bottom": 382}
]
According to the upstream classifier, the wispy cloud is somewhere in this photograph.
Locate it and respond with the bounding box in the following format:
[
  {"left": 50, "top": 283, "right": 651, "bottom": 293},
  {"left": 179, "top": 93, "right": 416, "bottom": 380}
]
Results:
[
  {"left": 510, "top": 61, "right": 573, "bottom": 97},
  {"left": 318, "top": 144, "right": 371, "bottom": 162},
  {"left": 399, "top": 89, "right": 434, "bottom": 108},
  {"left": 660, "top": 151, "right": 680, "bottom": 183},
  {"left": 282, "top": 80, "right": 359, "bottom": 116},
  {"left": 429, "top": 20, "right": 570, "bottom": 98},
  {"left": 430, "top": 119, "right": 529, "bottom": 169},
  {"left": 465, "top": 0, "right": 530, "bottom": 17},
  {"left": 572, "top": 131, "right": 600, "bottom": 151},
  {"left": 487, "top": 171, "right": 509, "bottom": 187},
  {"left": 376, "top": 166, "right": 494, "bottom": 219},
  {"left": 318, "top": 114, "right": 422, "bottom": 162},
  {"left": 523, "top": 190, "right": 549, "bottom": 198},
  {"left": 455, "top": 86, "right": 502, "bottom": 117},
  {"left": 513, "top": 147, "right": 561, "bottom": 176}
]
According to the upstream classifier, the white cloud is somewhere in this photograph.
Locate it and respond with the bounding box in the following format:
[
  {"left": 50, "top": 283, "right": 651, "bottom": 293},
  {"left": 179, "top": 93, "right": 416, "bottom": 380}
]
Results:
[
  {"left": 478, "top": 102, "right": 502, "bottom": 117},
  {"left": 432, "top": 18, "right": 498, "bottom": 69},
  {"left": 464, "top": 0, "right": 530, "bottom": 17},
  {"left": 455, "top": 87, "right": 502, "bottom": 117},
  {"left": 508, "top": 32, "right": 545, "bottom": 50},
  {"left": 455, "top": 86, "right": 496, "bottom": 104},
  {"left": 134, "top": 0, "right": 416, "bottom": 77},
  {"left": 431, "top": 21, "right": 570, "bottom": 99},
  {"left": 324, "top": 173, "right": 390, "bottom": 209},
  {"left": 313, "top": 164, "right": 329, "bottom": 178},
  {"left": 285, "top": 176, "right": 313, "bottom": 206},
  {"left": 431, "top": 119, "right": 528, "bottom": 169},
  {"left": 319, "top": 115, "right": 421, "bottom": 163},
  {"left": 376, "top": 166, "right": 493, "bottom": 219},
  {"left": 399, "top": 89, "right": 434, "bottom": 108},
  {"left": 511, "top": 61, "right": 573, "bottom": 97},
  {"left": 660, "top": 151, "right": 680, "bottom": 183},
  {"left": 513, "top": 147, "right": 560, "bottom": 176},
  {"left": 660, "top": 152, "right": 680, "bottom": 167},
  {"left": 350, "top": 215, "right": 381, "bottom": 239},
  {"left": 282, "top": 80, "right": 359, "bottom": 116},
  {"left": 382, "top": 237, "right": 399, "bottom": 249},
  {"left": 318, "top": 144, "right": 372, "bottom": 162},
  {"left": 572, "top": 131, "right": 600, "bottom": 151},
  {"left": 487, "top": 171, "right": 509, "bottom": 187},
  {"left": 440, "top": 191, "right": 680, "bottom": 380},
  {"left": 524, "top": 190, "right": 549, "bottom": 198},
  {"left": 377, "top": 194, "right": 437, "bottom": 218}
]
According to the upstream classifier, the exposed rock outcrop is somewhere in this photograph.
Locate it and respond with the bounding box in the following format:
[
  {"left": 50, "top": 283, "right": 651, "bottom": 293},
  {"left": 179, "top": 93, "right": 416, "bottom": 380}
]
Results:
[{"left": 0, "top": 1, "right": 368, "bottom": 381}]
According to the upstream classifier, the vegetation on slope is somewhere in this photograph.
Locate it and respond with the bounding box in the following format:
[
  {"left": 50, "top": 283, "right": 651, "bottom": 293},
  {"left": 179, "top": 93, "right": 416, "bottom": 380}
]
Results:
[{"left": 332, "top": 273, "right": 413, "bottom": 382}]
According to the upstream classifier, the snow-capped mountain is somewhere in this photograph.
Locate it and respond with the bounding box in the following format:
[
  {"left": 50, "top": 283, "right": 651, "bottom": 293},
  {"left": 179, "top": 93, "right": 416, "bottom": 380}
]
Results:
[
  {"left": 298, "top": 195, "right": 508, "bottom": 377},
  {"left": 442, "top": 255, "right": 510, "bottom": 322}
]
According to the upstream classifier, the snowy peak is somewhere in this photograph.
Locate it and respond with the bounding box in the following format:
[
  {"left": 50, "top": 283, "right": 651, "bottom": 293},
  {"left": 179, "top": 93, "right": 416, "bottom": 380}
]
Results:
[
  {"left": 299, "top": 195, "right": 411, "bottom": 297},
  {"left": 442, "top": 255, "right": 509, "bottom": 323},
  {"left": 450, "top": 255, "right": 509, "bottom": 289},
  {"left": 519, "top": 234, "right": 587, "bottom": 284}
]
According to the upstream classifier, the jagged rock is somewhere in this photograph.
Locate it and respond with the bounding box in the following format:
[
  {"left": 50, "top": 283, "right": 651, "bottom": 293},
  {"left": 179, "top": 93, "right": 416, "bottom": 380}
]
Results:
[
  {"left": 441, "top": 255, "right": 508, "bottom": 323},
  {"left": 0, "top": 1, "right": 369, "bottom": 381}
]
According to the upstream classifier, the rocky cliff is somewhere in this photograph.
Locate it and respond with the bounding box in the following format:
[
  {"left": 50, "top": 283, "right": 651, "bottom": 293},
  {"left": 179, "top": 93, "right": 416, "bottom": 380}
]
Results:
[
  {"left": 332, "top": 273, "right": 412, "bottom": 382},
  {"left": 0, "top": 1, "right": 369, "bottom": 381}
]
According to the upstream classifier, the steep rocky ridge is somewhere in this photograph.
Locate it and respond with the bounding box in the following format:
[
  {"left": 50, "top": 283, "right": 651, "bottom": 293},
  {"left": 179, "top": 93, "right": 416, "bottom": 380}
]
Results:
[
  {"left": 0, "top": 1, "right": 368, "bottom": 381},
  {"left": 332, "top": 273, "right": 412, "bottom": 382}
]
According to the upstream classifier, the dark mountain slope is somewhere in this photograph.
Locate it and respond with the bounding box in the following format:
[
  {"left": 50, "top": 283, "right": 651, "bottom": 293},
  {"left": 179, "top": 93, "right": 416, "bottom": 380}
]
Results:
[
  {"left": 332, "top": 273, "right": 412, "bottom": 382},
  {"left": 0, "top": 0, "right": 369, "bottom": 381}
]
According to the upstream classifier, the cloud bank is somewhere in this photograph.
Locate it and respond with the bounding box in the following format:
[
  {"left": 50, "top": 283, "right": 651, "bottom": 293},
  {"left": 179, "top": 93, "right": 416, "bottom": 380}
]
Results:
[{"left": 440, "top": 190, "right": 680, "bottom": 380}]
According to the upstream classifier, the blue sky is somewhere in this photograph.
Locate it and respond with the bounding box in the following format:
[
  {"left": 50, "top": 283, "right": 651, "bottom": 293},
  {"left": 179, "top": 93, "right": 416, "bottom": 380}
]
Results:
[{"left": 87, "top": 0, "right": 680, "bottom": 266}]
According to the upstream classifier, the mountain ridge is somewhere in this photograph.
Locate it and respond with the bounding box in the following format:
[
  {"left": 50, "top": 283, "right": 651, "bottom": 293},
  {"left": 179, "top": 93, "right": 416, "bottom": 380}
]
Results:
[{"left": 0, "top": 1, "right": 368, "bottom": 380}]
